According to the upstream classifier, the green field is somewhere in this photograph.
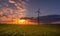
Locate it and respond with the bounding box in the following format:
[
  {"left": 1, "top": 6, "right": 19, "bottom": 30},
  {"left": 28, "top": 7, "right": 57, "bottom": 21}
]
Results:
[{"left": 0, "top": 24, "right": 60, "bottom": 36}]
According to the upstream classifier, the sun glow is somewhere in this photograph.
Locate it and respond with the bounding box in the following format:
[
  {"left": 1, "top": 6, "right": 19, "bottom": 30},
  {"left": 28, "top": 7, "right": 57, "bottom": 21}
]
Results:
[
  {"left": 19, "top": 19, "right": 26, "bottom": 23},
  {"left": 0, "top": 18, "right": 37, "bottom": 25},
  {"left": 17, "top": 19, "right": 37, "bottom": 25},
  {"left": 18, "top": 19, "right": 26, "bottom": 24}
]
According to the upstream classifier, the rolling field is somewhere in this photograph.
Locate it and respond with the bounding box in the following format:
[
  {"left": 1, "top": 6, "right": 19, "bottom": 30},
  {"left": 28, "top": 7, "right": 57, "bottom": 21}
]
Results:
[{"left": 0, "top": 24, "right": 60, "bottom": 36}]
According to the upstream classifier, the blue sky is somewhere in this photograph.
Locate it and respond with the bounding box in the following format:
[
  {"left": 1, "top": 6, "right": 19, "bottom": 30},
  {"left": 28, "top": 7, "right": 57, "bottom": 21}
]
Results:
[{"left": 26, "top": 0, "right": 60, "bottom": 17}]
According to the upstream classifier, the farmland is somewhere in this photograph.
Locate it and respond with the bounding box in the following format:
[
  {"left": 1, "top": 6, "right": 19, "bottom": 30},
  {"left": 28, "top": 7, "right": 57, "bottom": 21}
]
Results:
[{"left": 0, "top": 24, "right": 60, "bottom": 36}]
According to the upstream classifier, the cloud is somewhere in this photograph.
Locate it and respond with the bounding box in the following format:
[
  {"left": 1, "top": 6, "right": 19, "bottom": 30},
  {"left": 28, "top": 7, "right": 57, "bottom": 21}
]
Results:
[{"left": 0, "top": 0, "right": 29, "bottom": 23}]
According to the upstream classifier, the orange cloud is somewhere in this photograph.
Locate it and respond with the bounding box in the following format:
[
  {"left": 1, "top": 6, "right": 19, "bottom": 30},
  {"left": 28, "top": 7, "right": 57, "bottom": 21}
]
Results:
[{"left": 0, "top": 0, "right": 28, "bottom": 24}]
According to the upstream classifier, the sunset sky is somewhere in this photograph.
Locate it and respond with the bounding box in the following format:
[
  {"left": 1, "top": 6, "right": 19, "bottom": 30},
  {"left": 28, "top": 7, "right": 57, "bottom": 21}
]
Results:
[
  {"left": 0, "top": 0, "right": 28, "bottom": 23},
  {"left": 0, "top": 0, "right": 60, "bottom": 23}
]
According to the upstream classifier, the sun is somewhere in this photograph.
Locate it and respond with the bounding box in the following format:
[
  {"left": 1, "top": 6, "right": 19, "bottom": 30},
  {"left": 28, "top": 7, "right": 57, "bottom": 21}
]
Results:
[
  {"left": 13, "top": 19, "right": 37, "bottom": 25},
  {"left": 17, "top": 19, "right": 26, "bottom": 24},
  {"left": 19, "top": 19, "right": 26, "bottom": 23}
]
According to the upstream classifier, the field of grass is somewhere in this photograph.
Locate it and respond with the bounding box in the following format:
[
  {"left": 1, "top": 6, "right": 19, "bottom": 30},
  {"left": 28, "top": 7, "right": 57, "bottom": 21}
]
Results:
[{"left": 0, "top": 24, "right": 60, "bottom": 36}]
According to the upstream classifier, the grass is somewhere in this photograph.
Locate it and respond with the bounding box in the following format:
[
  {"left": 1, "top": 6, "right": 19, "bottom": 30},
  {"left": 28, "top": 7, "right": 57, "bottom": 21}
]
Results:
[{"left": 0, "top": 24, "right": 60, "bottom": 36}]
